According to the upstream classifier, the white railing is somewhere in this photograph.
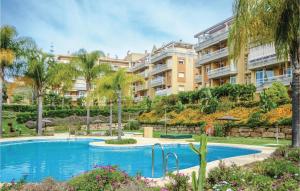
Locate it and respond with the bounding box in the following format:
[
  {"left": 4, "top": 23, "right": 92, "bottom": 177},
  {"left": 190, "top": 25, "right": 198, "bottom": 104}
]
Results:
[
  {"left": 129, "top": 62, "right": 149, "bottom": 72},
  {"left": 195, "top": 30, "right": 229, "bottom": 51},
  {"left": 155, "top": 88, "right": 172, "bottom": 96},
  {"left": 135, "top": 84, "right": 148, "bottom": 92},
  {"left": 151, "top": 49, "right": 195, "bottom": 63},
  {"left": 138, "top": 70, "right": 149, "bottom": 78},
  {"left": 248, "top": 54, "right": 285, "bottom": 70},
  {"left": 195, "top": 75, "right": 203, "bottom": 83},
  {"left": 150, "top": 77, "right": 165, "bottom": 87},
  {"left": 207, "top": 65, "right": 237, "bottom": 79},
  {"left": 256, "top": 74, "right": 292, "bottom": 91},
  {"left": 196, "top": 47, "right": 228, "bottom": 66},
  {"left": 151, "top": 62, "right": 172, "bottom": 75}
]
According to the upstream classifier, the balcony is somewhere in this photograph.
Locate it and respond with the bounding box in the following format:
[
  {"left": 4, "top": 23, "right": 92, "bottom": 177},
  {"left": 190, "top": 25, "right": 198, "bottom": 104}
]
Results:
[
  {"left": 248, "top": 54, "right": 285, "bottom": 70},
  {"left": 195, "top": 75, "right": 203, "bottom": 83},
  {"left": 134, "top": 83, "right": 148, "bottom": 92},
  {"left": 207, "top": 65, "right": 237, "bottom": 79},
  {"left": 196, "top": 47, "right": 228, "bottom": 67},
  {"left": 129, "top": 62, "right": 149, "bottom": 72},
  {"left": 256, "top": 74, "right": 292, "bottom": 91},
  {"left": 138, "top": 70, "right": 149, "bottom": 78},
  {"left": 155, "top": 88, "right": 172, "bottom": 96},
  {"left": 150, "top": 62, "right": 172, "bottom": 75},
  {"left": 150, "top": 77, "right": 165, "bottom": 87},
  {"left": 151, "top": 49, "right": 195, "bottom": 63},
  {"left": 194, "top": 30, "right": 229, "bottom": 51},
  {"left": 65, "top": 94, "right": 84, "bottom": 101}
]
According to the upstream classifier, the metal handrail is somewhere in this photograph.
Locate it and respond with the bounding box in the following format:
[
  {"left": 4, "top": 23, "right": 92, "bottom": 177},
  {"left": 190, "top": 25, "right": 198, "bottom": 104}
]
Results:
[
  {"left": 165, "top": 152, "right": 179, "bottom": 174},
  {"left": 152, "top": 143, "right": 166, "bottom": 177}
]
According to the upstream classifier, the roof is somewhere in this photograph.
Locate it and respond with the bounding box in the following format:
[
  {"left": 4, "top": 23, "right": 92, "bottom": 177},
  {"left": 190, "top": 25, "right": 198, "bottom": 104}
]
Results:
[{"left": 194, "top": 16, "right": 234, "bottom": 38}]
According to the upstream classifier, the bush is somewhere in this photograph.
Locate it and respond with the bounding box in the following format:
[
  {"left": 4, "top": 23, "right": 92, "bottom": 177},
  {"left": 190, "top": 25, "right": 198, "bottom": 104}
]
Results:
[
  {"left": 247, "top": 111, "right": 268, "bottom": 128},
  {"left": 264, "top": 82, "right": 290, "bottom": 105},
  {"left": 160, "top": 134, "right": 192, "bottom": 139},
  {"left": 164, "top": 173, "right": 190, "bottom": 191},
  {"left": 124, "top": 120, "right": 140, "bottom": 130},
  {"left": 213, "top": 123, "right": 225, "bottom": 137},
  {"left": 68, "top": 166, "right": 131, "bottom": 191},
  {"left": 105, "top": 138, "right": 137, "bottom": 144}
]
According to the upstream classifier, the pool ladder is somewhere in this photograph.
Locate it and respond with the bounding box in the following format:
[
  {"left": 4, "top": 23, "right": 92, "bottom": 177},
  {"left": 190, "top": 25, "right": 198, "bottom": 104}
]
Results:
[{"left": 152, "top": 143, "right": 179, "bottom": 178}]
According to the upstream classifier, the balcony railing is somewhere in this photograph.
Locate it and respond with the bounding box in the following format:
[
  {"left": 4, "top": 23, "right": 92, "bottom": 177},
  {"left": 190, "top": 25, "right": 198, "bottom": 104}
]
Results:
[
  {"left": 256, "top": 74, "right": 292, "bottom": 91},
  {"left": 129, "top": 62, "right": 149, "bottom": 72},
  {"left": 155, "top": 88, "right": 172, "bottom": 96},
  {"left": 207, "top": 65, "right": 237, "bottom": 79},
  {"left": 196, "top": 47, "right": 228, "bottom": 66},
  {"left": 150, "top": 62, "right": 172, "bottom": 75},
  {"left": 150, "top": 77, "right": 165, "bottom": 87},
  {"left": 138, "top": 71, "right": 149, "bottom": 78},
  {"left": 134, "top": 83, "right": 148, "bottom": 92},
  {"left": 194, "top": 30, "right": 229, "bottom": 51},
  {"left": 195, "top": 75, "right": 203, "bottom": 83},
  {"left": 248, "top": 54, "right": 286, "bottom": 70},
  {"left": 151, "top": 49, "right": 195, "bottom": 63}
]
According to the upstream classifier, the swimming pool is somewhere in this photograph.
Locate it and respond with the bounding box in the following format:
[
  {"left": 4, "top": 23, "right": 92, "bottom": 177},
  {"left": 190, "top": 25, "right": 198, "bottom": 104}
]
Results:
[{"left": 0, "top": 138, "right": 260, "bottom": 182}]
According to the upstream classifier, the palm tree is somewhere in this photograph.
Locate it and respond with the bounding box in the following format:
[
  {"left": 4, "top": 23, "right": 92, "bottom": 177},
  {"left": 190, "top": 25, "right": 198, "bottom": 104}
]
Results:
[
  {"left": 49, "top": 62, "right": 77, "bottom": 107},
  {"left": 0, "top": 25, "right": 35, "bottom": 137},
  {"left": 93, "top": 69, "right": 142, "bottom": 140},
  {"left": 71, "top": 49, "right": 111, "bottom": 134},
  {"left": 229, "top": 0, "right": 300, "bottom": 147},
  {"left": 25, "top": 49, "right": 57, "bottom": 135}
]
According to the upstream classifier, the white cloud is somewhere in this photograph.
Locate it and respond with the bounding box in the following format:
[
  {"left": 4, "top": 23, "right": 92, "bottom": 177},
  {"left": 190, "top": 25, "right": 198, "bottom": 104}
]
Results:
[{"left": 2, "top": 0, "right": 233, "bottom": 57}]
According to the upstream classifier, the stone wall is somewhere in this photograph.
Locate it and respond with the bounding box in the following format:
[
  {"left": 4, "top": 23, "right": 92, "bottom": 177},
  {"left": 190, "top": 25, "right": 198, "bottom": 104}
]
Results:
[{"left": 141, "top": 124, "right": 292, "bottom": 139}]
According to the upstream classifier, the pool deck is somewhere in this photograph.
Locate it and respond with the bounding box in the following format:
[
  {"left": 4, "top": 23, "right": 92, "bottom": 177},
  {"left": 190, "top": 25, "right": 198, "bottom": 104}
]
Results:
[{"left": 0, "top": 133, "right": 276, "bottom": 186}]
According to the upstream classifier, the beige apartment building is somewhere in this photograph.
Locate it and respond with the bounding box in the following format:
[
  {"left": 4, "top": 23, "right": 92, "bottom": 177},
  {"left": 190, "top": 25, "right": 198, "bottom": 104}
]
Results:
[
  {"left": 193, "top": 17, "right": 291, "bottom": 92},
  {"left": 56, "top": 52, "right": 145, "bottom": 104}
]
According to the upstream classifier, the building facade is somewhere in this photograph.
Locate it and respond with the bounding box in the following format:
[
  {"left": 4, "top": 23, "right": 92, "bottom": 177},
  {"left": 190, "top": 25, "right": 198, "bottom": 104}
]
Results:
[{"left": 193, "top": 17, "right": 291, "bottom": 92}]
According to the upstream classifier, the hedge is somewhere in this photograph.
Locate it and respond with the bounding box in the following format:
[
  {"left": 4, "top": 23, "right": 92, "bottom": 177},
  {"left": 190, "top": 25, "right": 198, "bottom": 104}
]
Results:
[
  {"left": 16, "top": 109, "right": 110, "bottom": 123},
  {"left": 160, "top": 134, "right": 192, "bottom": 139}
]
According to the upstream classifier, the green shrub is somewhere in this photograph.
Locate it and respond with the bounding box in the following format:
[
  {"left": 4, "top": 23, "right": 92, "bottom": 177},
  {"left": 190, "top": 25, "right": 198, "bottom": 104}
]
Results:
[
  {"left": 124, "top": 120, "right": 140, "bottom": 130},
  {"left": 277, "top": 117, "right": 292, "bottom": 126},
  {"left": 164, "top": 173, "right": 190, "bottom": 191},
  {"left": 252, "top": 159, "right": 299, "bottom": 178},
  {"left": 247, "top": 111, "right": 268, "bottom": 128},
  {"left": 160, "top": 134, "right": 192, "bottom": 139},
  {"left": 68, "top": 166, "right": 131, "bottom": 191},
  {"left": 105, "top": 138, "right": 137, "bottom": 144},
  {"left": 264, "top": 82, "right": 290, "bottom": 105},
  {"left": 259, "top": 91, "right": 277, "bottom": 113},
  {"left": 213, "top": 124, "right": 225, "bottom": 137}
]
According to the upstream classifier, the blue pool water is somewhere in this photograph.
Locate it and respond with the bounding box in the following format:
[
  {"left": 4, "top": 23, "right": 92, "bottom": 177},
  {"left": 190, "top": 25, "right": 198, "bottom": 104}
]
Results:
[{"left": 0, "top": 139, "right": 260, "bottom": 182}]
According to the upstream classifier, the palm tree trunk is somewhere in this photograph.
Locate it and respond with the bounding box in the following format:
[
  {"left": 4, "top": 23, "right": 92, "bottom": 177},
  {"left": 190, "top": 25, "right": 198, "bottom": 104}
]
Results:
[
  {"left": 291, "top": 52, "right": 300, "bottom": 147},
  {"left": 86, "top": 81, "right": 91, "bottom": 135},
  {"left": 117, "top": 90, "right": 122, "bottom": 140},
  {"left": 0, "top": 69, "right": 4, "bottom": 138},
  {"left": 109, "top": 100, "right": 113, "bottom": 136},
  {"left": 37, "top": 92, "right": 43, "bottom": 136}
]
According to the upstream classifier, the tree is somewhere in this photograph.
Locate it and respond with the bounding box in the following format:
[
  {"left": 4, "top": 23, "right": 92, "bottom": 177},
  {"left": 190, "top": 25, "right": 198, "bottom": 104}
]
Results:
[
  {"left": 25, "top": 50, "right": 57, "bottom": 135},
  {"left": 71, "top": 49, "right": 111, "bottom": 134},
  {"left": 49, "top": 62, "right": 77, "bottom": 107},
  {"left": 93, "top": 69, "right": 142, "bottom": 140},
  {"left": 0, "top": 25, "right": 35, "bottom": 137},
  {"left": 229, "top": 0, "right": 300, "bottom": 147}
]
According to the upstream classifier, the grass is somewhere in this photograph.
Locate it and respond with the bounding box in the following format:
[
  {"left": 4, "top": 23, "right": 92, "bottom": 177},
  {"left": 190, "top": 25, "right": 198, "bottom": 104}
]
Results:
[
  {"left": 2, "top": 118, "right": 35, "bottom": 137},
  {"left": 193, "top": 135, "right": 291, "bottom": 146}
]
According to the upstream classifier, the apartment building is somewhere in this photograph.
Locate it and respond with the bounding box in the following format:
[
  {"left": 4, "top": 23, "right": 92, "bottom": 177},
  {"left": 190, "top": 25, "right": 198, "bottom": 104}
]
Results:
[
  {"left": 56, "top": 52, "right": 145, "bottom": 104},
  {"left": 247, "top": 44, "right": 292, "bottom": 92},
  {"left": 193, "top": 17, "right": 292, "bottom": 92},
  {"left": 194, "top": 17, "right": 246, "bottom": 89},
  {"left": 149, "top": 41, "right": 196, "bottom": 98},
  {"left": 129, "top": 53, "right": 151, "bottom": 102}
]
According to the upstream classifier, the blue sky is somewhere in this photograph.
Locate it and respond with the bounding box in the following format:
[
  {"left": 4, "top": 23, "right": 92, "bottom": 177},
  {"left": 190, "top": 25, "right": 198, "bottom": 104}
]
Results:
[{"left": 1, "top": 0, "right": 233, "bottom": 57}]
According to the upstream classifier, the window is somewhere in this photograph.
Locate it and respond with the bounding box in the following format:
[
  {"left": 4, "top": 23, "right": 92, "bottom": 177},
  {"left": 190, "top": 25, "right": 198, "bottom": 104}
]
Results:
[
  {"left": 230, "top": 76, "right": 237, "bottom": 84},
  {"left": 178, "top": 59, "right": 185, "bottom": 64},
  {"left": 178, "top": 85, "right": 185, "bottom": 91},
  {"left": 206, "top": 66, "right": 210, "bottom": 72},
  {"left": 178, "top": 72, "right": 185, "bottom": 78}
]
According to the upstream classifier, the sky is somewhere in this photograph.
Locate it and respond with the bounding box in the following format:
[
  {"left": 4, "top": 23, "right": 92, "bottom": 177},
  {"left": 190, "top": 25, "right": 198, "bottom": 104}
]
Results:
[{"left": 1, "top": 0, "right": 233, "bottom": 58}]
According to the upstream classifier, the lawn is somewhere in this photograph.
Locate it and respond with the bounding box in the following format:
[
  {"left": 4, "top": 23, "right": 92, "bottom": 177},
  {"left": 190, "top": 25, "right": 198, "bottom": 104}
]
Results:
[{"left": 2, "top": 118, "right": 35, "bottom": 137}]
